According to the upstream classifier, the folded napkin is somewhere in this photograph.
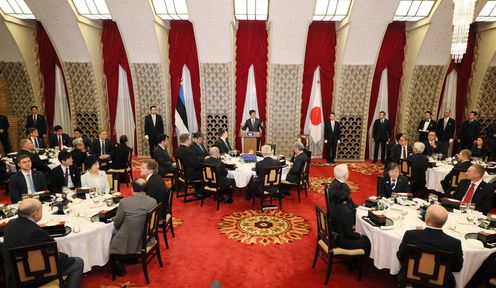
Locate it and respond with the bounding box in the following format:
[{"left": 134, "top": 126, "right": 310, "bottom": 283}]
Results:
[
  {"left": 380, "top": 225, "right": 395, "bottom": 230},
  {"left": 390, "top": 204, "right": 404, "bottom": 211}
]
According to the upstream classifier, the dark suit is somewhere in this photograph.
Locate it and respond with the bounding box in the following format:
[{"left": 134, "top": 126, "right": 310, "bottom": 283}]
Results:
[
  {"left": 29, "top": 136, "right": 46, "bottom": 149},
  {"left": 204, "top": 157, "right": 235, "bottom": 192},
  {"left": 25, "top": 114, "right": 47, "bottom": 136},
  {"left": 459, "top": 120, "right": 480, "bottom": 150},
  {"left": 241, "top": 118, "right": 263, "bottom": 132},
  {"left": 153, "top": 145, "right": 176, "bottom": 176},
  {"left": 70, "top": 149, "right": 87, "bottom": 170},
  {"left": 49, "top": 133, "right": 72, "bottom": 148},
  {"left": 71, "top": 136, "right": 91, "bottom": 149},
  {"left": 175, "top": 144, "right": 202, "bottom": 181},
  {"left": 144, "top": 114, "right": 164, "bottom": 157},
  {"left": 110, "top": 144, "right": 131, "bottom": 169},
  {"left": 248, "top": 156, "right": 281, "bottom": 198},
  {"left": 190, "top": 142, "right": 208, "bottom": 162},
  {"left": 146, "top": 173, "right": 168, "bottom": 218},
  {"left": 397, "top": 228, "right": 463, "bottom": 287},
  {"left": 214, "top": 138, "right": 232, "bottom": 154},
  {"left": 330, "top": 201, "right": 370, "bottom": 255},
  {"left": 423, "top": 140, "right": 442, "bottom": 156},
  {"left": 417, "top": 119, "right": 436, "bottom": 142},
  {"left": 16, "top": 149, "right": 51, "bottom": 175},
  {"left": 378, "top": 175, "right": 409, "bottom": 198},
  {"left": 90, "top": 138, "right": 113, "bottom": 156},
  {"left": 285, "top": 152, "right": 308, "bottom": 183},
  {"left": 452, "top": 179, "right": 494, "bottom": 214},
  {"left": 408, "top": 153, "right": 429, "bottom": 194},
  {"left": 440, "top": 160, "right": 471, "bottom": 193},
  {"left": 437, "top": 117, "right": 455, "bottom": 155},
  {"left": 487, "top": 122, "right": 496, "bottom": 160},
  {"left": 8, "top": 170, "right": 47, "bottom": 203},
  {"left": 470, "top": 146, "right": 489, "bottom": 159},
  {"left": 390, "top": 144, "right": 413, "bottom": 164},
  {"left": 50, "top": 165, "right": 81, "bottom": 193},
  {"left": 2, "top": 216, "right": 83, "bottom": 288},
  {"left": 0, "top": 114, "right": 10, "bottom": 153},
  {"left": 324, "top": 179, "right": 358, "bottom": 215},
  {"left": 324, "top": 120, "right": 341, "bottom": 163},
  {"left": 372, "top": 119, "right": 390, "bottom": 162}
]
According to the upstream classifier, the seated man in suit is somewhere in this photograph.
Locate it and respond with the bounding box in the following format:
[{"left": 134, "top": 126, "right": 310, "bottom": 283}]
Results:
[
  {"left": 50, "top": 151, "right": 81, "bottom": 193},
  {"left": 397, "top": 204, "right": 463, "bottom": 287},
  {"left": 407, "top": 142, "right": 429, "bottom": 197},
  {"left": 423, "top": 131, "right": 442, "bottom": 156},
  {"left": 109, "top": 179, "right": 157, "bottom": 275},
  {"left": 385, "top": 133, "right": 402, "bottom": 165},
  {"left": 214, "top": 128, "right": 232, "bottom": 154},
  {"left": 72, "top": 128, "right": 91, "bottom": 149},
  {"left": 2, "top": 198, "right": 84, "bottom": 288},
  {"left": 284, "top": 142, "right": 309, "bottom": 184},
  {"left": 247, "top": 144, "right": 281, "bottom": 200},
  {"left": 379, "top": 162, "right": 409, "bottom": 198},
  {"left": 8, "top": 154, "right": 48, "bottom": 203},
  {"left": 17, "top": 138, "right": 51, "bottom": 175},
  {"left": 325, "top": 164, "right": 358, "bottom": 215},
  {"left": 204, "top": 147, "right": 235, "bottom": 203},
  {"left": 140, "top": 159, "right": 168, "bottom": 218},
  {"left": 175, "top": 133, "right": 203, "bottom": 196},
  {"left": 110, "top": 135, "right": 132, "bottom": 170},
  {"left": 70, "top": 139, "right": 87, "bottom": 171},
  {"left": 27, "top": 127, "right": 45, "bottom": 149},
  {"left": 90, "top": 129, "right": 113, "bottom": 170},
  {"left": 191, "top": 132, "right": 208, "bottom": 162},
  {"left": 452, "top": 164, "right": 494, "bottom": 214},
  {"left": 441, "top": 149, "right": 472, "bottom": 193},
  {"left": 390, "top": 134, "right": 413, "bottom": 164},
  {"left": 153, "top": 134, "right": 176, "bottom": 177},
  {"left": 49, "top": 125, "right": 72, "bottom": 149}
]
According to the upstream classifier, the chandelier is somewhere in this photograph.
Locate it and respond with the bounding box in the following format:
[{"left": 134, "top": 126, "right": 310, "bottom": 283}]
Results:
[{"left": 451, "top": 0, "right": 476, "bottom": 63}]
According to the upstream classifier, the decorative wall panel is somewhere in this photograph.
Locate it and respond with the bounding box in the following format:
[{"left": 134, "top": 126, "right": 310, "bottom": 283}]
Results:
[
  {"left": 475, "top": 66, "right": 496, "bottom": 122},
  {"left": 267, "top": 64, "right": 302, "bottom": 158},
  {"left": 335, "top": 65, "right": 374, "bottom": 160}
]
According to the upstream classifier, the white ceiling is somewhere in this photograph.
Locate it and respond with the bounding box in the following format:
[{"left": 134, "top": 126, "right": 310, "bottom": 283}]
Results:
[{"left": 0, "top": 19, "right": 22, "bottom": 61}]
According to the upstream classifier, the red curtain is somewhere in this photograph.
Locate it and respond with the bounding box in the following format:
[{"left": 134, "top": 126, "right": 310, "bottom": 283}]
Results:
[
  {"left": 235, "top": 21, "right": 268, "bottom": 150},
  {"left": 366, "top": 22, "right": 406, "bottom": 158},
  {"left": 101, "top": 20, "right": 136, "bottom": 145},
  {"left": 36, "top": 22, "right": 70, "bottom": 132},
  {"left": 168, "top": 20, "right": 202, "bottom": 143}
]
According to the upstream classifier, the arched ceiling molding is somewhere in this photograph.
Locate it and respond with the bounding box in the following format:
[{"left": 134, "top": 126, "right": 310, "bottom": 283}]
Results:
[
  {"left": 342, "top": 0, "right": 400, "bottom": 65},
  {"left": 106, "top": 0, "right": 161, "bottom": 63},
  {"left": 0, "top": 19, "right": 23, "bottom": 61},
  {"left": 187, "top": 0, "right": 233, "bottom": 63},
  {"left": 268, "top": 0, "right": 315, "bottom": 64},
  {"left": 25, "top": 0, "right": 90, "bottom": 62}
]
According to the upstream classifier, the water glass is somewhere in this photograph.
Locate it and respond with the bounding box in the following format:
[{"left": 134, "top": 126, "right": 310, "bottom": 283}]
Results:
[
  {"left": 459, "top": 203, "right": 468, "bottom": 213},
  {"left": 468, "top": 203, "right": 476, "bottom": 213}
]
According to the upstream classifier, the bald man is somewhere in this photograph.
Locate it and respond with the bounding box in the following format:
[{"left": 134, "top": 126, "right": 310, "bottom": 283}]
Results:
[
  {"left": 2, "top": 199, "right": 84, "bottom": 288},
  {"left": 397, "top": 205, "right": 463, "bottom": 287}
]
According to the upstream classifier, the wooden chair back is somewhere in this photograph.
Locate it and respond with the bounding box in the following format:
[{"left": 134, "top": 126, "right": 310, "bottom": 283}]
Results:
[
  {"left": 450, "top": 169, "right": 467, "bottom": 190},
  {"left": 301, "top": 160, "right": 310, "bottom": 185},
  {"left": 399, "top": 159, "right": 412, "bottom": 178},
  {"left": 107, "top": 173, "right": 120, "bottom": 193},
  {"left": 143, "top": 204, "right": 162, "bottom": 252},
  {"left": 9, "top": 241, "right": 65, "bottom": 287},
  {"left": 315, "top": 205, "right": 332, "bottom": 251},
  {"left": 403, "top": 244, "right": 453, "bottom": 287},
  {"left": 262, "top": 166, "right": 282, "bottom": 190},
  {"left": 202, "top": 163, "right": 218, "bottom": 189},
  {"left": 175, "top": 157, "right": 186, "bottom": 181}
]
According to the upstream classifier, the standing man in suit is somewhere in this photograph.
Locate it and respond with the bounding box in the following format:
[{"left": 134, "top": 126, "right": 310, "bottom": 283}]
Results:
[
  {"left": 190, "top": 132, "right": 208, "bottom": 162},
  {"left": 397, "top": 205, "right": 463, "bottom": 287},
  {"left": 140, "top": 159, "right": 168, "bottom": 218},
  {"left": 49, "top": 125, "right": 72, "bottom": 149},
  {"left": 27, "top": 128, "right": 45, "bottom": 149},
  {"left": 175, "top": 133, "right": 203, "bottom": 196},
  {"left": 458, "top": 111, "right": 480, "bottom": 150},
  {"left": 452, "top": 164, "right": 494, "bottom": 214},
  {"left": 8, "top": 154, "right": 48, "bottom": 203},
  {"left": 153, "top": 134, "right": 176, "bottom": 176},
  {"left": 324, "top": 112, "right": 341, "bottom": 163},
  {"left": 247, "top": 144, "right": 281, "bottom": 200},
  {"left": 440, "top": 149, "right": 472, "bottom": 193},
  {"left": 144, "top": 105, "right": 164, "bottom": 157},
  {"left": 417, "top": 111, "right": 436, "bottom": 142},
  {"left": 241, "top": 110, "right": 264, "bottom": 149},
  {"left": 372, "top": 111, "right": 390, "bottom": 163},
  {"left": 379, "top": 162, "right": 409, "bottom": 198},
  {"left": 204, "top": 147, "right": 235, "bottom": 203},
  {"left": 390, "top": 135, "right": 413, "bottom": 164},
  {"left": 214, "top": 128, "right": 232, "bottom": 154},
  {"left": 90, "top": 130, "right": 113, "bottom": 170},
  {"left": 0, "top": 114, "right": 10, "bottom": 153},
  {"left": 50, "top": 151, "right": 81, "bottom": 193},
  {"left": 436, "top": 109, "right": 456, "bottom": 156},
  {"left": 25, "top": 105, "right": 47, "bottom": 138},
  {"left": 423, "top": 131, "right": 442, "bottom": 156},
  {"left": 17, "top": 139, "right": 51, "bottom": 175},
  {"left": 407, "top": 142, "right": 429, "bottom": 197}
]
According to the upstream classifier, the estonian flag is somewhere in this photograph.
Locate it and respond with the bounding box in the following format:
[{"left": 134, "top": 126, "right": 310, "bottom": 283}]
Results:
[{"left": 175, "top": 65, "right": 198, "bottom": 139}]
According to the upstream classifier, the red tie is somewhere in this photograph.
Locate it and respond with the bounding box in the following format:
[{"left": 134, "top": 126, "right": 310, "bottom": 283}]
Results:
[
  {"left": 402, "top": 146, "right": 406, "bottom": 159},
  {"left": 462, "top": 183, "right": 476, "bottom": 204}
]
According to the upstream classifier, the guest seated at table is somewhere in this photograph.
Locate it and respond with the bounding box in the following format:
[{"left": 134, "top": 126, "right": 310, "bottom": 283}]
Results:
[
  {"left": 452, "top": 164, "right": 494, "bottom": 214},
  {"left": 390, "top": 134, "right": 413, "bottom": 164},
  {"left": 329, "top": 181, "right": 371, "bottom": 256},
  {"left": 71, "top": 139, "right": 87, "bottom": 171},
  {"left": 140, "top": 159, "right": 168, "bottom": 218},
  {"left": 466, "top": 252, "right": 496, "bottom": 287},
  {"left": 214, "top": 128, "right": 232, "bottom": 154},
  {"left": 153, "top": 134, "right": 176, "bottom": 177},
  {"left": 291, "top": 135, "right": 311, "bottom": 161},
  {"left": 247, "top": 144, "right": 281, "bottom": 200},
  {"left": 27, "top": 127, "right": 45, "bottom": 149},
  {"left": 423, "top": 131, "right": 442, "bottom": 156},
  {"left": 109, "top": 179, "right": 157, "bottom": 276},
  {"left": 90, "top": 129, "right": 113, "bottom": 170},
  {"left": 175, "top": 133, "right": 203, "bottom": 195},
  {"left": 50, "top": 151, "right": 81, "bottom": 193},
  {"left": 396, "top": 204, "right": 463, "bottom": 287},
  {"left": 441, "top": 149, "right": 472, "bottom": 193},
  {"left": 325, "top": 164, "right": 358, "bottom": 214},
  {"left": 378, "top": 162, "right": 409, "bottom": 198},
  {"left": 285, "top": 142, "right": 308, "bottom": 184},
  {"left": 205, "top": 147, "right": 235, "bottom": 203},
  {"left": 191, "top": 132, "right": 208, "bottom": 162},
  {"left": 110, "top": 135, "right": 132, "bottom": 170},
  {"left": 385, "top": 133, "right": 403, "bottom": 165},
  {"left": 81, "top": 156, "right": 110, "bottom": 194},
  {"left": 17, "top": 138, "right": 51, "bottom": 175},
  {"left": 8, "top": 154, "right": 48, "bottom": 203},
  {"left": 470, "top": 136, "right": 490, "bottom": 160},
  {"left": 407, "top": 142, "right": 429, "bottom": 197},
  {"left": 72, "top": 128, "right": 91, "bottom": 149},
  {"left": 2, "top": 198, "right": 84, "bottom": 288},
  {"left": 49, "top": 125, "right": 72, "bottom": 149}
]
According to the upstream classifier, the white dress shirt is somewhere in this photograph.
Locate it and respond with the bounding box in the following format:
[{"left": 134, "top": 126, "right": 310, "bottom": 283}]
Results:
[
  {"left": 21, "top": 170, "right": 36, "bottom": 194},
  {"left": 422, "top": 120, "right": 430, "bottom": 131}
]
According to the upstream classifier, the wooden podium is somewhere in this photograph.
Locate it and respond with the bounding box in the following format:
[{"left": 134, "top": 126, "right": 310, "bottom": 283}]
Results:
[{"left": 239, "top": 131, "right": 260, "bottom": 154}]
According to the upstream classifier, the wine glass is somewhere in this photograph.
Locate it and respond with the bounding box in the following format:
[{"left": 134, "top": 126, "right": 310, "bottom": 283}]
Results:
[
  {"left": 468, "top": 203, "right": 476, "bottom": 213},
  {"left": 459, "top": 203, "right": 468, "bottom": 214}
]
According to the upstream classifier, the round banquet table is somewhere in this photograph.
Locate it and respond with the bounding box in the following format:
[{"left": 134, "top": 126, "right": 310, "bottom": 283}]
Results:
[
  {"left": 222, "top": 156, "right": 290, "bottom": 188},
  {"left": 426, "top": 161, "right": 496, "bottom": 193},
  {"left": 0, "top": 195, "right": 116, "bottom": 273},
  {"left": 355, "top": 205, "right": 496, "bottom": 288}
]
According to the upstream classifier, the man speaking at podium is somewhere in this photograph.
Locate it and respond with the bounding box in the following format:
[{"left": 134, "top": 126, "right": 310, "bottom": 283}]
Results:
[{"left": 241, "top": 110, "right": 265, "bottom": 149}]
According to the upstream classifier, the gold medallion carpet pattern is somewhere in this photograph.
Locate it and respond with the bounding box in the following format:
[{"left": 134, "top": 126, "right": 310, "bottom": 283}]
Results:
[
  {"left": 309, "top": 177, "right": 359, "bottom": 194},
  {"left": 218, "top": 209, "right": 310, "bottom": 246},
  {"left": 172, "top": 217, "right": 183, "bottom": 228},
  {"left": 348, "top": 163, "right": 384, "bottom": 176}
]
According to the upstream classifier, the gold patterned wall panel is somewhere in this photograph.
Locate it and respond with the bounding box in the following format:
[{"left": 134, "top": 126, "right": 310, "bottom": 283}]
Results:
[
  {"left": 132, "top": 63, "right": 169, "bottom": 156},
  {"left": 0, "top": 61, "right": 35, "bottom": 143},
  {"left": 335, "top": 65, "right": 374, "bottom": 160},
  {"left": 267, "top": 64, "right": 302, "bottom": 158},
  {"left": 474, "top": 66, "right": 496, "bottom": 134},
  {"left": 401, "top": 65, "right": 444, "bottom": 141}
]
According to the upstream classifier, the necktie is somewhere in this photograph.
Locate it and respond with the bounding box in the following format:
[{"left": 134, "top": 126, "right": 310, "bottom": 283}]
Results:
[
  {"left": 33, "top": 115, "right": 37, "bottom": 125},
  {"left": 58, "top": 135, "right": 62, "bottom": 149},
  {"left": 27, "top": 173, "right": 36, "bottom": 194},
  {"left": 381, "top": 119, "right": 384, "bottom": 124},
  {"left": 391, "top": 180, "right": 396, "bottom": 189},
  {"left": 33, "top": 137, "right": 39, "bottom": 148},
  {"left": 101, "top": 140, "right": 105, "bottom": 156},
  {"left": 252, "top": 119, "right": 255, "bottom": 128},
  {"left": 462, "top": 183, "right": 476, "bottom": 204},
  {"left": 199, "top": 143, "right": 204, "bottom": 152},
  {"left": 402, "top": 146, "right": 406, "bottom": 159},
  {"left": 444, "top": 119, "right": 448, "bottom": 130},
  {"left": 64, "top": 168, "right": 69, "bottom": 187}
]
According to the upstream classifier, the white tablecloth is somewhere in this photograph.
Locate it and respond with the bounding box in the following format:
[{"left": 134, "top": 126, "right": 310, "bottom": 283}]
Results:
[
  {"left": 224, "top": 156, "right": 289, "bottom": 188},
  {"left": 3, "top": 154, "right": 61, "bottom": 173},
  {"left": 426, "top": 162, "right": 496, "bottom": 193},
  {"left": 355, "top": 206, "right": 496, "bottom": 288}
]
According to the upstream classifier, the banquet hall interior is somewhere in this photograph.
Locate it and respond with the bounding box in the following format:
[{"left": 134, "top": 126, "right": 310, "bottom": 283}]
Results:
[{"left": 1, "top": 0, "right": 496, "bottom": 287}]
